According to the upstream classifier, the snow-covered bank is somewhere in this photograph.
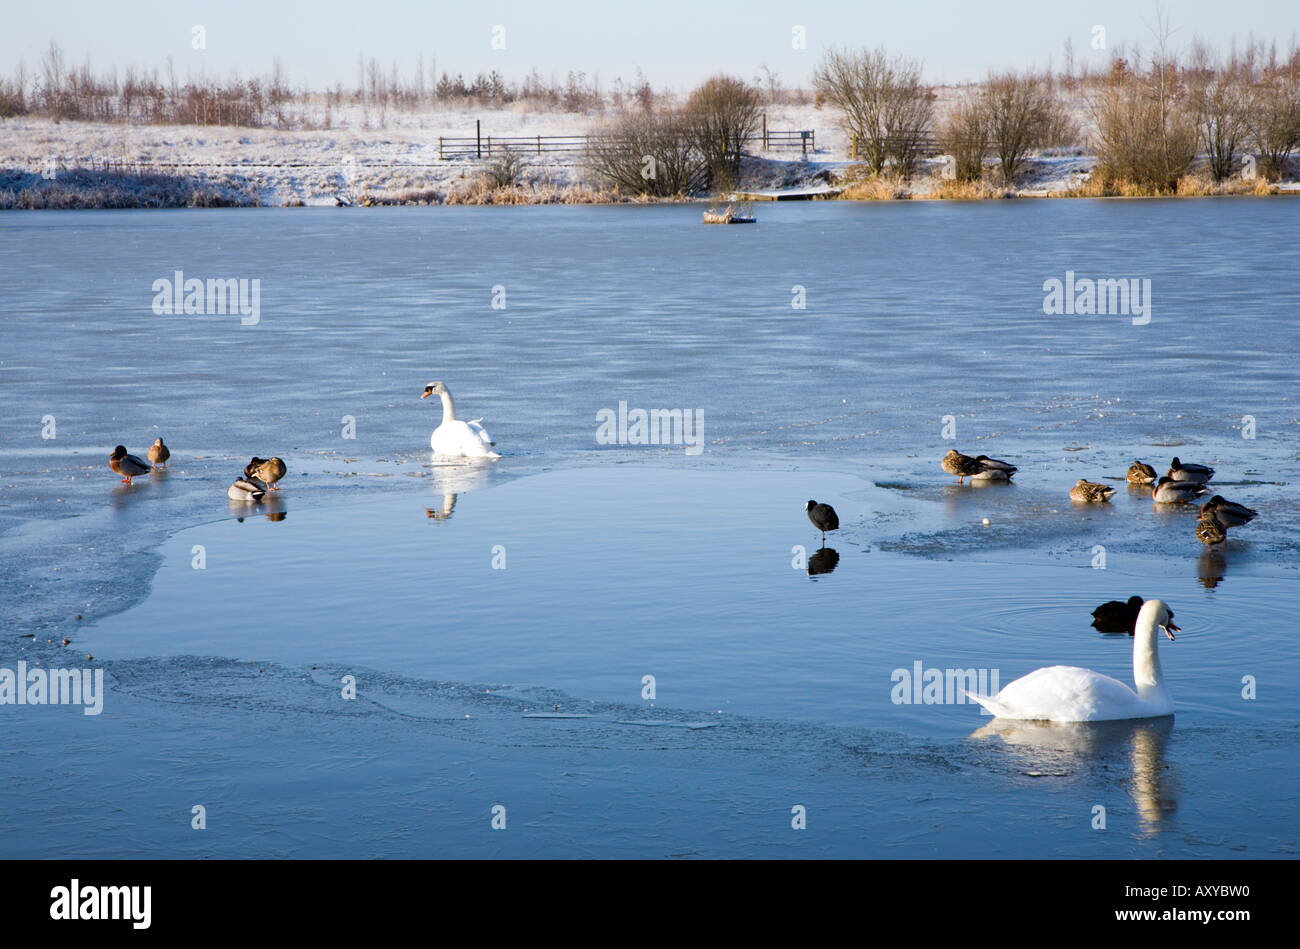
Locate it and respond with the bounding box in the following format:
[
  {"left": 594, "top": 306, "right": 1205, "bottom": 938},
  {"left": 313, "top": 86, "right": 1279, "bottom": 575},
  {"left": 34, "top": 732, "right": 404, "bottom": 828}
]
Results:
[{"left": 2, "top": 101, "right": 1295, "bottom": 207}]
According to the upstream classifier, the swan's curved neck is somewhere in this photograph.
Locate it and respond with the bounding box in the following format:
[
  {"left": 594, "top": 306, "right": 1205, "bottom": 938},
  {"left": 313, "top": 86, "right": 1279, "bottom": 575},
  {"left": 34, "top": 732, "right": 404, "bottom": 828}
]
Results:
[
  {"left": 438, "top": 390, "right": 456, "bottom": 421},
  {"left": 1132, "top": 616, "right": 1167, "bottom": 700}
]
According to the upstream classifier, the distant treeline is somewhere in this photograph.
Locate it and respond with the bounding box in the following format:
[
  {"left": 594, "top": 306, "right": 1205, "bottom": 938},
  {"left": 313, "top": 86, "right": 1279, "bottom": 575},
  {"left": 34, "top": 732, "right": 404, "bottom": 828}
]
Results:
[{"left": 0, "top": 42, "right": 808, "bottom": 128}]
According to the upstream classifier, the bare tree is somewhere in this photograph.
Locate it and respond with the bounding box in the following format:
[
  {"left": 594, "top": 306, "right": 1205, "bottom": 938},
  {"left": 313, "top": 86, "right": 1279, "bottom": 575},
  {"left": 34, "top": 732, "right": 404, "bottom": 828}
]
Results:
[
  {"left": 754, "top": 63, "right": 784, "bottom": 104},
  {"left": 1090, "top": 16, "right": 1198, "bottom": 192},
  {"left": 40, "top": 41, "right": 70, "bottom": 117},
  {"left": 585, "top": 109, "right": 705, "bottom": 196},
  {"left": 684, "top": 75, "right": 761, "bottom": 189},
  {"left": 937, "top": 88, "right": 989, "bottom": 181},
  {"left": 632, "top": 68, "right": 654, "bottom": 112},
  {"left": 269, "top": 57, "right": 290, "bottom": 128},
  {"left": 1188, "top": 42, "right": 1253, "bottom": 180},
  {"left": 813, "top": 47, "right": 932, "bottom": 178},
  {"left": 1, "top": 62, "right": 29, "bottom": 116},
  {"left": 1245, "top": 42, "right": 1300, "bottom": 180},
  {"left": 983, "top": 71, "right": 1062, "bottom": 183}
]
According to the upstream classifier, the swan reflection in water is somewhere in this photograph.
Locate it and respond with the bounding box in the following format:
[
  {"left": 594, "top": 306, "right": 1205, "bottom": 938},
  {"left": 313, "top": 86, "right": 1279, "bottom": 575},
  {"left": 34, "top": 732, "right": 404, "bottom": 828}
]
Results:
[
  {"left": 807, "top": 547, "right": 839, "bottom": 576},
  {"left": 970, "top": 716, "right": 1176, "bottom": 834},
  {"left": 422, "top": 454, "right": 499, "bottom": 523},
  {"left": 425, "top": 494, "right": 458, "bottom": 521},
  {"left": 1197, "top": 549, "right": 1227, "bottom": 589}
]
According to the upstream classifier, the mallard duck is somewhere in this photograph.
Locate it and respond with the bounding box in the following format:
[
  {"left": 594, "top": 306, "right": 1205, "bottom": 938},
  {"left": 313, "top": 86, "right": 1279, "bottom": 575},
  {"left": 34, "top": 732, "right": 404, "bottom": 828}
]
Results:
[
  {"left": 228, "top": 478, "right": 266, "bottom": 502},
  {"left": 970, "top": 467, "right": 1013, "bottom": 482},
  {"left": 942, "top": 449, "right": 985, "bottom": 484},
  {"left": 1167, "top": 457, "right": 1214, "bottom": 482},
  {"left": 1195, "top": 515, "right": 1227, "bottom": 547},
  {"left": 1126, "top": 460, "right": 1157, "bottom": 484},
  {"left": 1152, "top": 476, "right": 1207, "bottom": 504},
  {"left": 109, "top": 445, "right": 150, "bottom": 484},
  {"left": 1070, "top": 479, "right": 1116, "bottom": 503},
  {"left": 805, "top": 500, "right": 839, "bottom": 543},
  {"left": 974, "top": 454, "right": 1018, "bottom": 476},
  {"left": 1091, "top": 596, "right": 1144, "bottom": 634},
  {"left": 422, "top": 381, "right": 500, "bottom": 458},
  {"left": 147, "top": 437, "right": 170, "bottom": 468},
  {"left": 1200, "top": 496, "right": 1258, "bottom": 528},
  {"left": 245, "top": 457, "right": 287, "bottom": 491}
]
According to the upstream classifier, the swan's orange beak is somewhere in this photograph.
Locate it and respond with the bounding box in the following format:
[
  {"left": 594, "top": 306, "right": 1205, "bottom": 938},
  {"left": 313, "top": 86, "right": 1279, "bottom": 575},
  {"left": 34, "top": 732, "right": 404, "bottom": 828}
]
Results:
[{"left": 420, "top": 390, "right": 430, "bottom": 399}]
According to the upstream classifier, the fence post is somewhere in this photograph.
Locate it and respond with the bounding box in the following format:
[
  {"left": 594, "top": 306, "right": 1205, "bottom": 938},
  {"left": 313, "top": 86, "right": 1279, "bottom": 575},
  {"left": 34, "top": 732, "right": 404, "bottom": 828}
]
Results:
[
  {"left": 439, "top": 137, "right": 443, "bottom": 161},
  {"left": 486, "top": 136, "right": 491, "bottom": 157},
  {"left": 476, "top": 119, "right": 481, "bottom": 158},
  {"left": 763, "top": 113, "right": 768, "bottom": 150},
  {"left": 537, "top": 134, "right": 541, "bottom": 156}
]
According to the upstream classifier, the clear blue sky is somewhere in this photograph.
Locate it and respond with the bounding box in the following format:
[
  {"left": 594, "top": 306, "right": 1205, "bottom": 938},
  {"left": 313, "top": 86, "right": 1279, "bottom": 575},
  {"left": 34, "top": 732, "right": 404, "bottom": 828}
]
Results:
[{"left": 7, "top": 0, "right": 1297, "bottom": 91}]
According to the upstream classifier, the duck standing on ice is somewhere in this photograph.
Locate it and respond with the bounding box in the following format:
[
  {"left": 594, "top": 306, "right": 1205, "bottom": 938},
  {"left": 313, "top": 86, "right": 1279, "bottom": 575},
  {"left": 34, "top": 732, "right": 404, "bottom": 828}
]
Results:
[
  {"left": 245, "top": 456, "right": 287, "bottom": 491},
  {"left": 109, "top": 446, "right": 150, "bottom": 484}
]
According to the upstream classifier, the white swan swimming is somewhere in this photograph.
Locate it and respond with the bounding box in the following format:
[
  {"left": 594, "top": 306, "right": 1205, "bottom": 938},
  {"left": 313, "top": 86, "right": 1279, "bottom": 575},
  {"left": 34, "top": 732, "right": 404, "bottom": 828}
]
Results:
[
  {"left": 967, "top": 599, "right": 1179, "bottom": 722},
  {"left": 421, "top": 381, "right": 500, "bottom": 458}
]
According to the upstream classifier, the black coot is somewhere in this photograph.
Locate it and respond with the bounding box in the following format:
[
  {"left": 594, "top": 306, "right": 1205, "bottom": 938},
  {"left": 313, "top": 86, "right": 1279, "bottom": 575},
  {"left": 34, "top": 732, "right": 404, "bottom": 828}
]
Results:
[{"left": 805, "top": 500, "right": 839, "bottom": 543}]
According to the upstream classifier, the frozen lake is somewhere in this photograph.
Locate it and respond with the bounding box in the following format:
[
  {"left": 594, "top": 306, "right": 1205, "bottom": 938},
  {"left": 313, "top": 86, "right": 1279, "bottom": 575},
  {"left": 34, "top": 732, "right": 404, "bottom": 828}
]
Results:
[{"left": 1, "top": 200, "right": 1297, "bottom": 857}]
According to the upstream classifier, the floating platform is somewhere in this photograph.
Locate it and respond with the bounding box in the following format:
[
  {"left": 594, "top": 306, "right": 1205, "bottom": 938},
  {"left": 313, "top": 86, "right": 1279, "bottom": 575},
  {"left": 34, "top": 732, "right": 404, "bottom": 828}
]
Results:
[{"left": 703, "top": 203, "right": 757, "bottom": 224}]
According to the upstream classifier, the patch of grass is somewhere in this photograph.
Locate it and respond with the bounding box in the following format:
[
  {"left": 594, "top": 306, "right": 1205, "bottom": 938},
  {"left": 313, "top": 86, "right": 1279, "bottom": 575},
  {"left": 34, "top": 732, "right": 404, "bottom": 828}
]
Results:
[
  {"left": 837, "top": 169, "right": 908, "bottom": 200},
  {"left": 1175, "top": 173, "right": 1275, "bottom": 196},
  {"left": 1060, "top": 170, "right": 1280, "bottom": 198},
  {"left": 922, "top": 178, "right": 1005, "bottom": 200},
  {"left": 0, "top": 166, "right": 260, "bottom": 209}
]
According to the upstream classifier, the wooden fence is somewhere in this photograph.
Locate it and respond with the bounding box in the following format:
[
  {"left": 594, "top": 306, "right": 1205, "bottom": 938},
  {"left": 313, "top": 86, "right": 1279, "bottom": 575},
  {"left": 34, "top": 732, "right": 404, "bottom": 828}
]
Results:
[
  {"left": 438, "top": 117, "right": 815, "bottom": 160},
  {"left": 849, "top": 132, "right": 948, "bottom": 159}
]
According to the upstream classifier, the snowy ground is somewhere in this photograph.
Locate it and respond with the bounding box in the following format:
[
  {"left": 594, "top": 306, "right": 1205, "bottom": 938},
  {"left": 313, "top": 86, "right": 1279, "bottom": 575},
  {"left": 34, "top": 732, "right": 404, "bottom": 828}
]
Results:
[{"left": 0, "top": 97, "right": 1291, "bottom": 206}]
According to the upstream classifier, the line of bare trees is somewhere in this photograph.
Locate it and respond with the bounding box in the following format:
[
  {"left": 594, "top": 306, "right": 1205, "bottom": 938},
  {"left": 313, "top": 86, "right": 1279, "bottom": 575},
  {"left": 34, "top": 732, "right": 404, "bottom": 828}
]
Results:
[
  {"left": 813, "top": 47, "right": 1078, "bottom": 185},
  {"left": 1090, "top": 38, "right": 1300, "bottom": 188},
  {"left": 0, "top": 43, "right": 294, "bottom": 126},
  {"left": 0, "top": 43, "right": 644, "bottom": 127},
  {"left": 0, "top": 42, "right": 808, "bottom": 130},
  {"left": 817, "top": 36, "right": 1300, "bottom": 189}
]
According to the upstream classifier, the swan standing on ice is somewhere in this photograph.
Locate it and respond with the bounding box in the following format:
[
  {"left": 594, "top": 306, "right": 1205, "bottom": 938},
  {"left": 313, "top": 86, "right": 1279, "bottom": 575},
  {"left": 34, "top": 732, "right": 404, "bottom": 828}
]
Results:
[
  {"left": 421, "top": 381, "right": 500, "bottom": 458},
  {"left": 967, "top": 599, "right": 1179, "bottom": 722}
]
